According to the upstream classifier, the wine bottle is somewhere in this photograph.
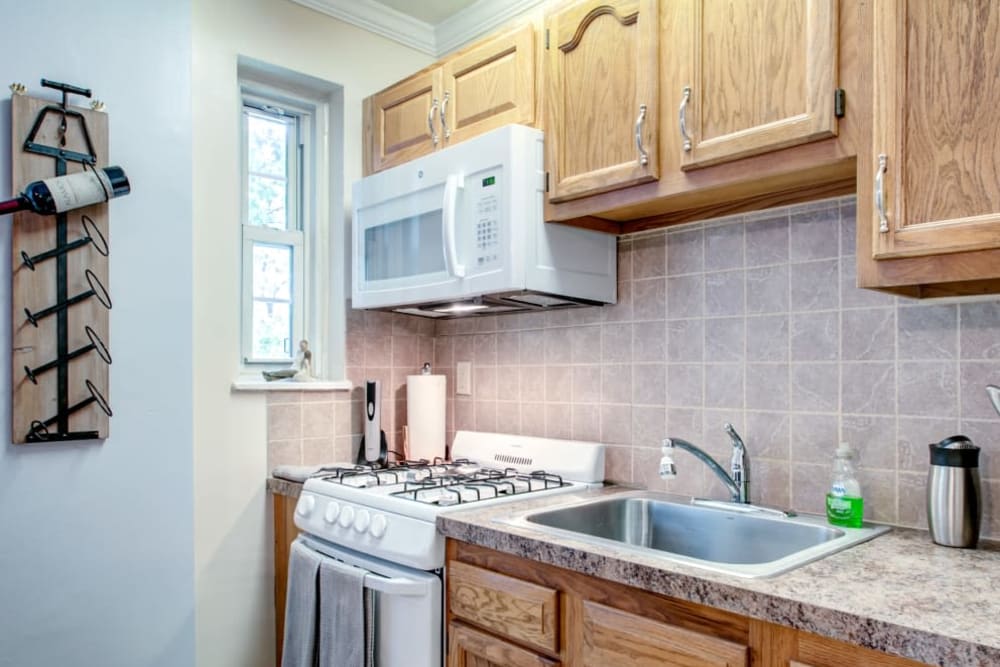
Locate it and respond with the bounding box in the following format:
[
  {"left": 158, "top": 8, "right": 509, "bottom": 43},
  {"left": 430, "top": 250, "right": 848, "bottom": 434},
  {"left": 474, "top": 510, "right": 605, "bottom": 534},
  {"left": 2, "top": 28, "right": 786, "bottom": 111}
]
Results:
[{"left": 0, "top": 166, "right": 130, "bottom": 217}]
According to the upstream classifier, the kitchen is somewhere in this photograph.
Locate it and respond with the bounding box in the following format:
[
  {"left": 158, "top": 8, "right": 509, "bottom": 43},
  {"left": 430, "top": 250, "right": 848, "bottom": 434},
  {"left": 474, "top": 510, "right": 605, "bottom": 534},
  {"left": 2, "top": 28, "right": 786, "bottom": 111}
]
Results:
[{"left": 1, "top": 1, "right": 999, "bottom": 667}]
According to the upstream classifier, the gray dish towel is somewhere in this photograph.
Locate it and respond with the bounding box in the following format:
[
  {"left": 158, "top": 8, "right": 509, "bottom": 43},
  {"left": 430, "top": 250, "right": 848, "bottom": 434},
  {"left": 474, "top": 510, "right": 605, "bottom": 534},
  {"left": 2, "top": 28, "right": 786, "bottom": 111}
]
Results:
[
  {"left": 318, "top": 557, "right": 373, "bottom": 667},
  {"left": 282, "top": 541, "right": 322, "bottom": 667}
]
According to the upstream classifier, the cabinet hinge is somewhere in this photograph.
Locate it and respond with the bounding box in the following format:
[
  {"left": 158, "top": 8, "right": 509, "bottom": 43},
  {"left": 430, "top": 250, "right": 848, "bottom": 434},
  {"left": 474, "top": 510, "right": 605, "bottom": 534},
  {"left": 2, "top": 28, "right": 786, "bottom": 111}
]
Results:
[
  {"left": 834, "top": 88, "right": 846, "bottom": 118},
  {"left": 545, "top": 171, "right": 550, "bottom": 192},
  {"left": 545, "top": 29, "right": 550, "bottom": 50}
]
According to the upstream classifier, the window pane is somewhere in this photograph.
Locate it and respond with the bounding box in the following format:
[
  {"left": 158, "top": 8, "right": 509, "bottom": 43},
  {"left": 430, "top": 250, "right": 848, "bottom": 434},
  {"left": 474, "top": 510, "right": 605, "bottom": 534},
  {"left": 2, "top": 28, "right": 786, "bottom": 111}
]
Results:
[
  {"left": 252, "top": 300, "right": 291, "bottom": 359},
  {"left": 247, "top": 114, "right": 288, "bottom": 177},
  {"left": 253, "top": 243, "right": 292, "bottom": 300},
  {"left": 247, "top": 174, "right": 287, "bottom": 229}
]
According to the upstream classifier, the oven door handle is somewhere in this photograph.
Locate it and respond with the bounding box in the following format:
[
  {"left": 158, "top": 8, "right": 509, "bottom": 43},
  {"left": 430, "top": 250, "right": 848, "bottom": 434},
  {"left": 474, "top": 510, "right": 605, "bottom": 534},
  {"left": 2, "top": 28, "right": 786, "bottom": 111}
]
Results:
[
  {"left": 298, "top": 535, "right": 432, "bottom": 598},
  {"left": 363, "top": 572, "right": 430, "bottom": 597}
]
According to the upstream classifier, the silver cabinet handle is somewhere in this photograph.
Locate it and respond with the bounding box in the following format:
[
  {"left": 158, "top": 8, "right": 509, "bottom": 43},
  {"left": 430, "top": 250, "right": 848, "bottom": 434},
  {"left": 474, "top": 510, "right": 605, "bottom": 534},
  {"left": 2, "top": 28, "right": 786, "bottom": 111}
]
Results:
[
  {"left": 679, "top": 86, "right": 692, "bottom": 152},
  {"left": 428, "top": 98, "right": 439, "bottom": 146},
  {"left": 440, "top": 91, "right": 451, "bottom": 140},
  {"left": 876, "top": 153, "right": 888, "bottom": 233},
  {"left": 635, "top": 104, "right": 649, "bottom": 166}
]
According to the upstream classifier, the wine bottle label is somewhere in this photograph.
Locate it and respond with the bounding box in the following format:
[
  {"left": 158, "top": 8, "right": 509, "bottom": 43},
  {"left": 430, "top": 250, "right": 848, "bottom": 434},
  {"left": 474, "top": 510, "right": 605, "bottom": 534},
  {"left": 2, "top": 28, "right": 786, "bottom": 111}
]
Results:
[{"left": 42, "top": 170, "right": 113, "bottom": 213}]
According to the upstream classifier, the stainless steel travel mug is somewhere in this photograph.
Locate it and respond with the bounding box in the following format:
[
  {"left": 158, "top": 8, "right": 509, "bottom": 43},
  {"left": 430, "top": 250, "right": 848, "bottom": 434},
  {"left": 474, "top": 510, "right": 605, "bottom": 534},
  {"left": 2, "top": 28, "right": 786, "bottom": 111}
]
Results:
[{"left": 927, "top": 436, "right": 981, "bottom": 548}]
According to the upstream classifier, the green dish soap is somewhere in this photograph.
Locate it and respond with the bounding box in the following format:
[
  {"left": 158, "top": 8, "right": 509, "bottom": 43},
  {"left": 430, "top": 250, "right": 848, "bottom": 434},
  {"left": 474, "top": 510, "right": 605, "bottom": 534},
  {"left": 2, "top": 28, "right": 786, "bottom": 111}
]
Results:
[{"left": 826, "top": 443, "right": 864, "bottom": 528}]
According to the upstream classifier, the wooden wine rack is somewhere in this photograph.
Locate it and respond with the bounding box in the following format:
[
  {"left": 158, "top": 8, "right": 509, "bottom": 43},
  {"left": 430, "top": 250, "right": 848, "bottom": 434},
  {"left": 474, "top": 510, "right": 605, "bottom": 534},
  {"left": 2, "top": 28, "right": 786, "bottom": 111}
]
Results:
[{"left": 10, "top": 83, "right": 112, "bottom": 443}]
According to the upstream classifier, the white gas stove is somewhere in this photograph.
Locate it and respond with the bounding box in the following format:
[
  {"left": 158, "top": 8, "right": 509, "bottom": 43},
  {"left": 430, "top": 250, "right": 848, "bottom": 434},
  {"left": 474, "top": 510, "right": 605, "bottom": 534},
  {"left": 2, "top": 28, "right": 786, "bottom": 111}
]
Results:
[{"left": 294, "top": 431, "right": 606, "bottom": 570}]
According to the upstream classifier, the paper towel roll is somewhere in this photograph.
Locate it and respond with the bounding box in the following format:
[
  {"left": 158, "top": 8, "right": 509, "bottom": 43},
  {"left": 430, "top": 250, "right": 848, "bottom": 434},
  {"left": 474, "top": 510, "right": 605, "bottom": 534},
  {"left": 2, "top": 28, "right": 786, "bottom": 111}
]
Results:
[{"left": 406, "top": 373, "right": 446, "bottom": 461}]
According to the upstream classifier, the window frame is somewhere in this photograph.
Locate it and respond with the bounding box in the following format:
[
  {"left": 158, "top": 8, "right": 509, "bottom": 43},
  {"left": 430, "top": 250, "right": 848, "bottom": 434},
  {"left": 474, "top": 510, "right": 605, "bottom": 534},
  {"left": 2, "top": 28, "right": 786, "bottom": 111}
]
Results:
[
  {"left": 239, "top": 91, "right": 312, "bottom": 369},
  {"left": 235, "top": 61, "right": 348, "bottom": 388}
]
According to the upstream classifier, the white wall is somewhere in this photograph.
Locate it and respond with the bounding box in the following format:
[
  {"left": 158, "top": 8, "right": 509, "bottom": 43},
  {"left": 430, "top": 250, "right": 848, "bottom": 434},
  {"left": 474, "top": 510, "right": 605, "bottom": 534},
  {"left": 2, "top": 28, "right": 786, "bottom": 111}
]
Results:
[
  {"left": 0, "top": 2, "right": 194, "bottom": 666},
  {"left": 191, "top": 1, "right": 432, "bottom": 664}
]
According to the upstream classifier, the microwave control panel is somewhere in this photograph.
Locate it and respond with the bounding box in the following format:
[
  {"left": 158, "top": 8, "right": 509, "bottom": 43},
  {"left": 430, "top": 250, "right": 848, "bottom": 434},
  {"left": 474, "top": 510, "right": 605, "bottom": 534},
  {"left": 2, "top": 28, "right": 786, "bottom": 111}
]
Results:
[{"left": 474, "top": 173, "right": 500, "bottom": 267}]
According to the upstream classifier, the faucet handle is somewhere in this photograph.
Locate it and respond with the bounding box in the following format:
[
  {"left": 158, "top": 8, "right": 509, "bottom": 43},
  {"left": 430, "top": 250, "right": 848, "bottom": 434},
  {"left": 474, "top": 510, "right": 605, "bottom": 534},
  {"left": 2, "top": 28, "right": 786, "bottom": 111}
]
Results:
[{"left": 724, "top": 423, "right": 746, "bottom": 451}]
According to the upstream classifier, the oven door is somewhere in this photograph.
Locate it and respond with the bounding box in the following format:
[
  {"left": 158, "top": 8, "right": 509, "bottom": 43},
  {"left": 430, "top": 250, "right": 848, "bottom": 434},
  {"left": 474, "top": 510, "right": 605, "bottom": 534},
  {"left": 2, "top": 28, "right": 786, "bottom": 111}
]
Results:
[
  {"left": 352, "top": 171, "right": 469, "bottom": 309},
  {"left": 296, "top": 534, "right": 443, "bottom": 667}
]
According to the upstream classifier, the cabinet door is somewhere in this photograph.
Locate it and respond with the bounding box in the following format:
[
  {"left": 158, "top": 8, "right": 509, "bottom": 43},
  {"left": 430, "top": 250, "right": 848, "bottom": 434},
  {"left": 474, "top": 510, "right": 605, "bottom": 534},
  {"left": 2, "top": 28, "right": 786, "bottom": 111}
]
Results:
[
  {"left": 677, "top": 0, "right": 838, "bottom": 170},
  {"left": 273, "top": 493, "right": 301, "bottom": 666},
  {"left": 545, "top": 0, "right": 659, "bottom": 203},
  {"left": 364, "top": 69, "right": 442, "bottom": 174},
  {"left": 441, "top": 24, "right": 535, "bottom": 146},
  {"left": 448, "top": 561, "right": 559, "bottom": 654},
  {"left": 793, "top": 630, "right": 930, "bottom": 667},
  {"left": 870, "top": 0, "right": 1000, "bottom": 259},
  {"left": 448, "top": 622, "right": 560, "bottom": 667},
  {"left": 577, "top": 600, "right": 748, "bottom": 666}
]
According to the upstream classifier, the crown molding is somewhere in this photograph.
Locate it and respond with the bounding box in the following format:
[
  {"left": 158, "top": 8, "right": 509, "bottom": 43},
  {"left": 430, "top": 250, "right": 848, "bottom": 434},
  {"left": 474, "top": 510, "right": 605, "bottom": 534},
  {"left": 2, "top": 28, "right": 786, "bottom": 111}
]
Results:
[
  {"left": 290, "top": 0, "right": 437, "bottom": 55},
  {"left": 435, "top": 0, "right": 545, "bottom": 55},
  {"left": 290, "top": 0, "right": 543, "bottom": 58}
]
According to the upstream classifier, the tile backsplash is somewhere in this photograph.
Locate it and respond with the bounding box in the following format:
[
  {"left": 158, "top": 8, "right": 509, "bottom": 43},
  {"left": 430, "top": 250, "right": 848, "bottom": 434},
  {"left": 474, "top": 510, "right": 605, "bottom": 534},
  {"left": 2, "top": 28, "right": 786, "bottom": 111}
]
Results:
[
  {"left": 270, "top": 195, "right": 1000, "bottom": 537},
  {"left": 266, "top": 310, "right": 435, "bottom": 471}
]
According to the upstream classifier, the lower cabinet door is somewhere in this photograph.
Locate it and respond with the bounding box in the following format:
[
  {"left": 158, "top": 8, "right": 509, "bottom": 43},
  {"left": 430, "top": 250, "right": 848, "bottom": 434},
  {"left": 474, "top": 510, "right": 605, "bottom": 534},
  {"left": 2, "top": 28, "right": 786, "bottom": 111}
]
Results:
[
  {"left": 448, "top": 621, "right": 560, "bottom": 667},
  {"left": 578, "top": 600, "right": 749, "bottom": 667},
  {"left": 792, "top": 630, "right": 931, "bottom": 667}
]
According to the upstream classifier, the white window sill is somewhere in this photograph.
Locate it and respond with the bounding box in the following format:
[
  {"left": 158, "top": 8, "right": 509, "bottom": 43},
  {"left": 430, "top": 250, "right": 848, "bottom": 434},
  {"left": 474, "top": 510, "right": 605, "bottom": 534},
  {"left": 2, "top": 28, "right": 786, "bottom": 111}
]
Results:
[{"left": 231, "top": 378, "right": 353, "bottom": 393}]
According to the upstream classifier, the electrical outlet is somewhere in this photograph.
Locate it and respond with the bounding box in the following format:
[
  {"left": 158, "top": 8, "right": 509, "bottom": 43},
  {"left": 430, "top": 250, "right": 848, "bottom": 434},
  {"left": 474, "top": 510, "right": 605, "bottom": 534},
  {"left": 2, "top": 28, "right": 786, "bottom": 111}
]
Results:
[{"left": 456, "top": 361, "right": 472, "bottom": 395}]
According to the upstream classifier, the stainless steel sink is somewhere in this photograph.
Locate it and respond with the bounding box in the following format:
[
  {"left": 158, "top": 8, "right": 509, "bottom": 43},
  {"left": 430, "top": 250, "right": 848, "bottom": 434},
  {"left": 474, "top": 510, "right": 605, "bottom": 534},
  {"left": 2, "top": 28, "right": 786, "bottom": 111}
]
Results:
[{"left": 503, "top": 491, "right": 889, "bottom": 578}]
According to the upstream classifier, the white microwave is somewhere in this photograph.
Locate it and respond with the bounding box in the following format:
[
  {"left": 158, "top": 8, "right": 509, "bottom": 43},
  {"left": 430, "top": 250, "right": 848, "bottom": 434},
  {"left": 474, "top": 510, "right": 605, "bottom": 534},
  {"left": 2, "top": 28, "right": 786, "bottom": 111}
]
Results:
[{"left": 351, "top": 125, "right": 616, "bottom": 317}]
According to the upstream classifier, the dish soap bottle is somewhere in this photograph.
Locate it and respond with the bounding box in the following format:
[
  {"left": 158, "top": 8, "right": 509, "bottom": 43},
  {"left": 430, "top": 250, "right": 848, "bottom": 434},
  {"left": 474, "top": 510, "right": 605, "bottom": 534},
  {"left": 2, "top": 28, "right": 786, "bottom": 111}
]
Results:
[{"left": 826, "top": 443, "right": 863, "bottom": 528}]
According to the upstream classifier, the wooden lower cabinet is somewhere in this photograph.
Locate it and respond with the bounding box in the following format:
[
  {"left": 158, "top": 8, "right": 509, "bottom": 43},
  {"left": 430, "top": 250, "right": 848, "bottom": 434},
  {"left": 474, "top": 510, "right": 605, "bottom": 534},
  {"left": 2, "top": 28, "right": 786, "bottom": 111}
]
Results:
[
  {"left": 575, "top": 599, "right": 748, "bottom": 666},
  {"left": 272, "top": 491, "right": 301, "bottom": 667},
  {"left": 446, "top": 539, "right": 929, "bottom": 667},
  {"left": 449, "top": 621, "right": 561, "bottom": 667}
]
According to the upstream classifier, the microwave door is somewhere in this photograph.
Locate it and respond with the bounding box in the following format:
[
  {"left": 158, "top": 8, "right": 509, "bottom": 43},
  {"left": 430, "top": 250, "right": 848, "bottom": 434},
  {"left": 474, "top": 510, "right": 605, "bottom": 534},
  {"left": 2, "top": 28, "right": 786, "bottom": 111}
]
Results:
[{"left": 354, "top": 175, "right": 466, "bottom": 308}]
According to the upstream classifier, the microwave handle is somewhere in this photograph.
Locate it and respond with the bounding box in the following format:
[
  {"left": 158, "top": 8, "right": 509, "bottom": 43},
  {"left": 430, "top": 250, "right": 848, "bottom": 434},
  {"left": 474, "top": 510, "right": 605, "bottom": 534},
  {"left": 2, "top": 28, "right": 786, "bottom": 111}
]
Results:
[{"left": 442, "top": 173, "right": 466, "bottom": 278}]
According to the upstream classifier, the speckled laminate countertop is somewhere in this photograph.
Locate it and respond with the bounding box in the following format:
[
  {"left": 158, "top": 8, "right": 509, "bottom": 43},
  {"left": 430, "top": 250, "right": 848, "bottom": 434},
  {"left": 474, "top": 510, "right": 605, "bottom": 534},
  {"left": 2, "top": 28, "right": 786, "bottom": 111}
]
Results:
[
  {"left": 266, "top": 477, "right": 302, "bottom": 497},
  {"left": 436, "top": 487, "right": 1000, "bottom": 667}
]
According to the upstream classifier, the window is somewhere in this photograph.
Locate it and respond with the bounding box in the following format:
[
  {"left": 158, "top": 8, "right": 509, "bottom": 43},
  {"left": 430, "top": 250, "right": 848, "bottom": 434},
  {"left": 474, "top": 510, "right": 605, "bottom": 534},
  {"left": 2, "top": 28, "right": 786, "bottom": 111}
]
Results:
[
  {"left": 241, "top": 98, "right": 307, "bottom": 365},
  {"left": 235, "top": 60, "right": 348, "bottom": 388}
]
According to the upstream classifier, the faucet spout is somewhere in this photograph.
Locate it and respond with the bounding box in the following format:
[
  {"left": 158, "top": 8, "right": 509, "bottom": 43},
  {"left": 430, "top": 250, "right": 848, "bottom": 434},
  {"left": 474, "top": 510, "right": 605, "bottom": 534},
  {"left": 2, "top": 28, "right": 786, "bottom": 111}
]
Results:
[
  {"left": 661, "top": 437, "right": 743, "bottom": 503},
  {"left": 661, "top": 424, "right": 750, "bottom": 504}
]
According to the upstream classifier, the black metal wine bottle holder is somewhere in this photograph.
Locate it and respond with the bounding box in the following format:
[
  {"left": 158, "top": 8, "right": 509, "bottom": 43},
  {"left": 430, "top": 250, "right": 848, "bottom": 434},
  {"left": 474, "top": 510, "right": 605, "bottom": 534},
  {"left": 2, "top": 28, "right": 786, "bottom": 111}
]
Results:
[{"left": 21, "top": 79, "right": 113, "bottom": 443}]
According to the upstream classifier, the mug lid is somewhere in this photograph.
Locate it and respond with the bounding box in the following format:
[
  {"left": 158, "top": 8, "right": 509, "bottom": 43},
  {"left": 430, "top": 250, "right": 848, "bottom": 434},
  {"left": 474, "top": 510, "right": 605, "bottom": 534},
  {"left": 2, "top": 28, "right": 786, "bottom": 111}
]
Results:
[{"left": 929, "top": 435, "right": 979, "bottom": 468}]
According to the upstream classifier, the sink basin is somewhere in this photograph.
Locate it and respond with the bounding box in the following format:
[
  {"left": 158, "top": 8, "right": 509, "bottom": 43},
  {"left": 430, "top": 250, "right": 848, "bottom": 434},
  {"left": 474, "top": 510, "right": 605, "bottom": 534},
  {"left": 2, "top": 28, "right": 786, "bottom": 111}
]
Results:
[{"left": 505, "top": 491, "right": 889, "bottom": 578}]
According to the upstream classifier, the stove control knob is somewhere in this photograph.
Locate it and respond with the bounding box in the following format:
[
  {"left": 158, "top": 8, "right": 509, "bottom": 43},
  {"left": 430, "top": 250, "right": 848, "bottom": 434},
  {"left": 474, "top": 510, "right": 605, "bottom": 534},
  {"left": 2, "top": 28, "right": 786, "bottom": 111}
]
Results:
[
  {"left": 369, "top": 514, "right": 388, "bottom": 539},
  {"left": 295, "top": 495, "right": 315, "bottom": 518},
  {"left": 338, "top": 506, "right": 355, "bottom": 529},
  {"left": 353, "top": 509, "right": 371, "bottom": 533},
  {"left": 324, "top": 502, "right": 341, "bottom": 524}
]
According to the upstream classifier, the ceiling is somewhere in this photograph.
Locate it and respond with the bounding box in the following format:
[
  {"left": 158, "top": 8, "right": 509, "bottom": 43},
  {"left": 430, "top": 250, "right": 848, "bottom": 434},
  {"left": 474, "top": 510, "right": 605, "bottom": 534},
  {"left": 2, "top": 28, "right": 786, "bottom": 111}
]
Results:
[
  {"left": 291, "top": 0, "right": 544, "bottom": 57},
  {"left": 376, "top": 0, "right": 481, "bottom": 25}
]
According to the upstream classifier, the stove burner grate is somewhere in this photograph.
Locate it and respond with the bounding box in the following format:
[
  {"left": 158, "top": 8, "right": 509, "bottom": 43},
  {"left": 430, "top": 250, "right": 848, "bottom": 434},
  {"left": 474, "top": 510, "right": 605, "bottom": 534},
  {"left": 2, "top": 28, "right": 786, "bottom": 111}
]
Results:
[{"left": 389, "top": 469, "right": 568, "bottom": 506}]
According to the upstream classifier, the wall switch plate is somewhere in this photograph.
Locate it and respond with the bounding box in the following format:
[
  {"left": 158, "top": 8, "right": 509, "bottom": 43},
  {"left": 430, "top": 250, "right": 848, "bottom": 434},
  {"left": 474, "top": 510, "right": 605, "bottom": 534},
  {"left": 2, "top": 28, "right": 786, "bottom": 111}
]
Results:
[{"left": 456, "top": 361, "right": 472, "bottom": 395}]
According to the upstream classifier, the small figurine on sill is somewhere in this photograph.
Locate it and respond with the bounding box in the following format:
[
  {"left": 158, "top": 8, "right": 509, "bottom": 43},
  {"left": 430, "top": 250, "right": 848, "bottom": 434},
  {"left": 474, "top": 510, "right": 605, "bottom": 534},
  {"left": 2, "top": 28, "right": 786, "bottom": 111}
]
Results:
[{"left": 263, "top": 339, "right": 313, "bottom": 382}]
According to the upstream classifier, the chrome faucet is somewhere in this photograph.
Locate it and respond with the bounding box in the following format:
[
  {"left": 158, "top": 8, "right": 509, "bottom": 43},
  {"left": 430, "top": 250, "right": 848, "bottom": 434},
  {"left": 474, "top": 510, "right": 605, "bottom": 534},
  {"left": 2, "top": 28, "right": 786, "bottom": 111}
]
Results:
[{"left": 659, "top": 423, "right": 750, "bottom": 504}]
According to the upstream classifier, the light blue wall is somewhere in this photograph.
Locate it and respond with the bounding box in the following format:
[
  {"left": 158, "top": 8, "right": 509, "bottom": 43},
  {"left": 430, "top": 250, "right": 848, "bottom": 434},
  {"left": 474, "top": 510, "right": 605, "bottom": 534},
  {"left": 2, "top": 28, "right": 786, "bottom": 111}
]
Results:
[{"left": 0, "top": 2, "right": 194, "bottom": 666}]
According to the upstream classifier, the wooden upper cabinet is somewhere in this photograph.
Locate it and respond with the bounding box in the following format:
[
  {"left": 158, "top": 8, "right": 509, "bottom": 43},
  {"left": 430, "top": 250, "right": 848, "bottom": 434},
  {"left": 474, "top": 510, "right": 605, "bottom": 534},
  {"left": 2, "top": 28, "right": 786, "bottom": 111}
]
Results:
[
  {"left": 576, "top": 600, "right": 749, "bottom": 667},
  {"left": 676, "top": 0, "right": 839, "bottom": 171},
  {"left": 364, "top": 22, "right": 539, "bottom": 176},
  {"left": 870, "top": 0, "right": 1000, "bottom": 260},
  {"left": 441, "top": 24, "right": 535, "bottom": 146},
  {"left": 545, "top": 0, "right": 660, "bottom": 203},
  {"left": 365, "top": 69, "right": 442, "bottom": 173}
]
